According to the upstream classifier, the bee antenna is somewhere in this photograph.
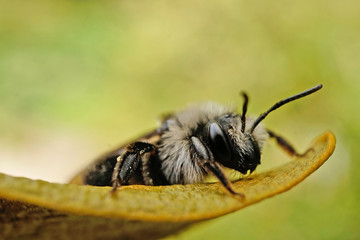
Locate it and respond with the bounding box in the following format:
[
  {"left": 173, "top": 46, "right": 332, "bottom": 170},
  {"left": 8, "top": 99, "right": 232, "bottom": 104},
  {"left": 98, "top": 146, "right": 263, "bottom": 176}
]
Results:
[
  {"left": 240, "top": 92, "right": 249, "bottom": 133},
  {"left": 250, "top": 84, "right": 323, "bottom": 133}
]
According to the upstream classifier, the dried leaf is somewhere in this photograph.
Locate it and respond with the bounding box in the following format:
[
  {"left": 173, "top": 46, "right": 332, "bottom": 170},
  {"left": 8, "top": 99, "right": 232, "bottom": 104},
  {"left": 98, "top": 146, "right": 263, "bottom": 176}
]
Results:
[{"left": 0, "top": 131, "right": 335, "bottom": 240}]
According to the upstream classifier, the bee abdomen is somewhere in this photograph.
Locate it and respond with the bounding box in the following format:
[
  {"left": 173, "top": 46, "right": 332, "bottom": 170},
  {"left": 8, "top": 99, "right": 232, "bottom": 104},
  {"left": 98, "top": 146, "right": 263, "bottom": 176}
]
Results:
[{"left": 84, "top": 156, "right": 118, "bottom": 186}]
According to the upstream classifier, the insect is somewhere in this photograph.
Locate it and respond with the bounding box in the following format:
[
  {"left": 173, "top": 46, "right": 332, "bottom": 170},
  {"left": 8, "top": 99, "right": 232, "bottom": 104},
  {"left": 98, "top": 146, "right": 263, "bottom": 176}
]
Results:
[{"left": 72, "top": 84, "right": 323, "bottom": 197}]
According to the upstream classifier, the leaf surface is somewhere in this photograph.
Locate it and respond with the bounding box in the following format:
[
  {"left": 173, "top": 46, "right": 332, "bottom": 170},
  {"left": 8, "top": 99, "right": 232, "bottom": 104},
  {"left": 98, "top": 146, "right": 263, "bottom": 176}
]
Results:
[{"left": 0, "top": 131, "right": 335, "bottom": 239}]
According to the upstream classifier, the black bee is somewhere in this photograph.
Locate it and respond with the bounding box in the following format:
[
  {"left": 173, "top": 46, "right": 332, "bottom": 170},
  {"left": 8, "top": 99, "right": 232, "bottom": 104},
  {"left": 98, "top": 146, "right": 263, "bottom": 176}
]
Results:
[{"left": 72, "top": 84, "right": 323, "bottom": 197}]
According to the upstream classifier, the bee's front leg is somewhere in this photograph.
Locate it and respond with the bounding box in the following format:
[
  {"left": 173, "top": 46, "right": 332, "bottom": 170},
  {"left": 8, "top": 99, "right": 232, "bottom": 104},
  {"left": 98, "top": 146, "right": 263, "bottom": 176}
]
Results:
[
  {"left": 190, "top": 136, "right": 244, "bottom": 197},
  {"left": 111, "top": 142, "right": 155, "bottom": 192},
  {"left": 267, "top": 129, "right": 312, "bottom": 157}
]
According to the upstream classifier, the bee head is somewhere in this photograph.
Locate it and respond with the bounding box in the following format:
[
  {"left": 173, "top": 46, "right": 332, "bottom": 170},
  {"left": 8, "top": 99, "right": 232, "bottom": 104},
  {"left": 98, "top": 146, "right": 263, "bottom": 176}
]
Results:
[
  {"left": 205, "top": 84, "right": 323, "bottom": 175},
  {"left": 205, "top": 114, "right": 261, "bottom": 174}
]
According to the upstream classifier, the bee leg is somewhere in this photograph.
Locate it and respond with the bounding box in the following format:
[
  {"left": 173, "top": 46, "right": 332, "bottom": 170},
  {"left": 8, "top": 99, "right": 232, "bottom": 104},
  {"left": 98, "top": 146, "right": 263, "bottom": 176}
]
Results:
[
  {"left": 190, "top": 137, "right": 244, "bottom": 198},
  {"left": 111, "top": 142, "right": 155, "bottom": 193},
  {"left": 267, "top": 129, "right": 312, "bottom": 157},
  {"left": 140, "top": 152, "right": 157, "bottom": 186}
]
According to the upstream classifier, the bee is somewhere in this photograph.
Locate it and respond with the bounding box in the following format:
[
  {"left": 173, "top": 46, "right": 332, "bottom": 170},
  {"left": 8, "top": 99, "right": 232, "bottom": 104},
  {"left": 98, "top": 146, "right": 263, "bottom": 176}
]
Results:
[{"left": 71, "top": 84, "right": 323, "bottom": 197}]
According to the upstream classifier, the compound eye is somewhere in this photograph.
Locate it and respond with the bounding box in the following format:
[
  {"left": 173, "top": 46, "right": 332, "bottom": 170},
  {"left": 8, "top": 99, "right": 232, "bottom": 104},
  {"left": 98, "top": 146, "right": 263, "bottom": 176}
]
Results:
[{"left": 209, "top": 123, "right": 232, "bottom": 161}]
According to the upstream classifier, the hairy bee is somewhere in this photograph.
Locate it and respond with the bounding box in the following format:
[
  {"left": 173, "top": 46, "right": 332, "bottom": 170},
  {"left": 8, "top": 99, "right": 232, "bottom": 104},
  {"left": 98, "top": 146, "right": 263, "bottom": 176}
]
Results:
[{"left": 71, "top": 84, "right": 323, "bottom": 196}]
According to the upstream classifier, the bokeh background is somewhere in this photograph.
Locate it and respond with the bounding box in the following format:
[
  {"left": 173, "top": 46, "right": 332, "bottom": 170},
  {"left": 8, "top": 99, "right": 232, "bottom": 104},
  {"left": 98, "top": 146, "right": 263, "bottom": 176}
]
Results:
[{"left": 0, "top": 0, "right": 359, "bottom": 239}]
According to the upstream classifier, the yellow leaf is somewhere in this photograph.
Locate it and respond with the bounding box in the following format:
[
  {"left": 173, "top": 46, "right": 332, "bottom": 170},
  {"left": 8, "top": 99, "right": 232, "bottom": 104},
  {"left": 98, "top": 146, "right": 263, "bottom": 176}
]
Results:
[{"left": 0, "top": 131, "right": 335, "bottom": 240}]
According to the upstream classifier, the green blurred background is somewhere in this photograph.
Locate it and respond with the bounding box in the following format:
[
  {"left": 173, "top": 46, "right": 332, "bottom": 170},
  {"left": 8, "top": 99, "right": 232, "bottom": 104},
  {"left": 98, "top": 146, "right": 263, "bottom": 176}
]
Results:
[{"left": 0, "top": 0, "right": 359, "bottom": 239}]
